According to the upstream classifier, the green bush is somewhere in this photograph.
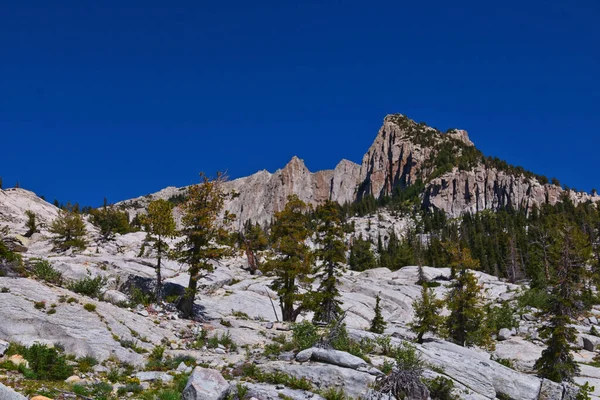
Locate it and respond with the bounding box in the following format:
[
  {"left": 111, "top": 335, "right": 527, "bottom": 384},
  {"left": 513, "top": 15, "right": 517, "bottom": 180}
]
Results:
[
  {"left": 321, "top": 387, "right": 348, "bottom": 400},
  {"left": 517, "top": 288, "right": 550, "bottom": 310},
  {"left": 292, "top": 321, "right": 319, "bottom": 350},
  {"left": 18, "top": 343, "right": 74, "bottom": 380},
  {"left": 394, "top": 342, "right": 424, "bottom": 373},
  {"left": 31, "top": 259, "right": 63, "bottom": 285},
  {"left": 68, "top": 275, "right": 106, "bottom": 298},
  {"left": 486, "top": 303, "right": 519, "bottom": 333},
  {"left": 83, "top": 303, "right": 96, "bottom": 312},
  {"left": 77, "top": 355, "right": 98, "bottom": 373},
  {"left": 425, "top": 376, "right": 457, "bottom": 400}
]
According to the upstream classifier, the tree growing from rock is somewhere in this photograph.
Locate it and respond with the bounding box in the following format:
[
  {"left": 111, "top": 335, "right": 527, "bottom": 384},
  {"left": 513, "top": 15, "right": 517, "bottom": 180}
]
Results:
[
  {"left": 263, "top": 195, "right": 313, "bottom": 322},
  {"left": 370, "top": 294, "right": 387, "bottom": 334},
  {"left": 142, "top": 199, "right": 178, "bottom": 302},
  {"left": 91, "top": 198, "right": 132, "bottom": 240},
  {"left": 312, "top": 200, "right": 346, "bottom": 324},
  {"left": 410, "top": 285, "right": 445, "bottom": 344},
  {"left": 175, "top": 172, "right": 235, "bottom": 318},
  {"left": 444, "top": 245, "right": 493, "bottom": 348},
  {"left": 535, "top": 219, "right": 591, "bottom": 383},
  {"left": 24, "top": 210, "right": 38, "bottom": 237},
  {"left": 49, "top": 210, "right": 88, "bottom": 252}
]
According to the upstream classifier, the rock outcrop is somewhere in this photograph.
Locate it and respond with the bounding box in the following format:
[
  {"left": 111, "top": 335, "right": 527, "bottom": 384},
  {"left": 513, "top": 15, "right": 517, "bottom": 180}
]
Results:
[{"left": 117, "top": 113, "right": 598, "bottom": 223}]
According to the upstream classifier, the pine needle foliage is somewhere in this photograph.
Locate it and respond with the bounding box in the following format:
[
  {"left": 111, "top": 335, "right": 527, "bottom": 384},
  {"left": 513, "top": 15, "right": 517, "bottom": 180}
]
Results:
[
  {"left": 175, "top": 172, "right": 235, "bottom": 318},
  {"left": 263, "top": 195, "right": 313, "bottom": 322}
]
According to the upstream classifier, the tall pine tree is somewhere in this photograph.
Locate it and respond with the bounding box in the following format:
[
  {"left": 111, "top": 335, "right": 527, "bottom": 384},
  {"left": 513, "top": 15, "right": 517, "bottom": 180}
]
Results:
[
  {"left": 176, "top": 173, "right": 235, "bottom": 318},
  {"left": 263, "top": 195, "right": 313, "bottom": 322},
  {"left": 312, "top": 201, "right": 346, "bottom": 324}
]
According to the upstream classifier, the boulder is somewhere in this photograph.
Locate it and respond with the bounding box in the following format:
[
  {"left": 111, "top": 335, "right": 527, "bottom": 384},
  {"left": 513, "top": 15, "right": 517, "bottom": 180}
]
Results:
[
  {"left": 581, "top": 334, "right": 600, "bottom": 352},
  {"left": 182, "top": 367, "right": 230, "bottom": 400},
  {"left": 538, "top": 379, "right": 564, "bottom": 400},
  {"left": 0, "top": 383, "right": 27, "bottom": 400},
  {"left": 102, "top": 290, "right": 129, "bottom": 305},
  {"left": 498, "top": 328, "right": 512, "bottom": 341},
  {"left": 296, "top": 347, "right": 369, "bottom": 370}
]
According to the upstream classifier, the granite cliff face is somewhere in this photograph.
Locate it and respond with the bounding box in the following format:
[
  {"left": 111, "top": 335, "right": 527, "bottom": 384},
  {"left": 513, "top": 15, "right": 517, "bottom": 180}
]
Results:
[{"left": 118, "top": 114, "right": 598, "bottom": 222}]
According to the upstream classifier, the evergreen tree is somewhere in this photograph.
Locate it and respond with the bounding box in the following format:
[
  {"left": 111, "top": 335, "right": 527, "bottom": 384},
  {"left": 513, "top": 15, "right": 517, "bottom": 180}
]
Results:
[
  {"left": 142, "top": 199, "right": 178, "bottom": 302},
  {"left": 348, "top": 235, "right": 376, "bottom": 271},
  {"left": 24, "top": 210, "right": 38, "bottom": 237},
  {"left": 175, "top": 173, "right": 235, "bottom": 318},
  {"left": 370, "top": 294, "right": 386, "bottom": 334},
  {"left": 263, "top": 195, "right": 313, "bottom": 322},
  {"left": 49, "top": 211, "right": 88, "bottom": 252},
  {"left": 410, "top": 285, "right": 445, "bottom": 343},
  {"left": 312, "top": 200, "right": 345, "bottom": 324},
  {"left": 535, "top": 220, "right": 591, "bottom": 383},
  {"left": 445, "top": 246, "right": 493, "bottom": 348},
  {"left": 91, "top": 199, "right": 132, "bottom": 240}
]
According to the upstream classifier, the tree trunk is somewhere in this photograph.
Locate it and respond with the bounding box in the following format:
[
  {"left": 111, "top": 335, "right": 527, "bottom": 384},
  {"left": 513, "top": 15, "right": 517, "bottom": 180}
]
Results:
[
  {"left": 178, "top": 265, "right": 198, "bottom": 318},
  {"left": 156, "top": 238, "right": 162, "bottom": 303}
]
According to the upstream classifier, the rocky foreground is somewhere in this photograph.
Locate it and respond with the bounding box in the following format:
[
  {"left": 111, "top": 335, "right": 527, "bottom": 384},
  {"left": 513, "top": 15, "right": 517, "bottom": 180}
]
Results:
[{"left": 1, "top": 188, "right": 600, "bottom": 400}]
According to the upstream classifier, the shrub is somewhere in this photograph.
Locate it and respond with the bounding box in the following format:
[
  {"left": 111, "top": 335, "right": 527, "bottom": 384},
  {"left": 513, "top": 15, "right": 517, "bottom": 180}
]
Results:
[
  {"left": 19, "top": 343, "right": 74, "bottom": 380},
  {"left": 425, "top": 376, "right": 457, "bottom": 400},
  {"left": 321, "top": 387, "right": 348, "bottom": 400},
  {"left": 68, "top": 275, "right": 106, "bottom": 298},
  {"left": 158, "top": 390, "right": 181, "bottom": 400},
  {"left": 34, "top": 301, "right": 46, "bottom": 310},
  {"left": 517, "top": 288, "right": 550, "bottom": 310},
  {"left": 394, "top": 342, "right": 424, "bottom": 373},
  {"left": 31, "top": 259, "right": 62, "bottom": 285},
  {"left": 83, "top": 303, "right": 96, "bottom": 312},
  {"left": 292, "top": 321, "right": 319, "bottom": 350},
  {"left": 486, "top": 303, "right": 519, "bottom": 333},
  {"left": 77, "top": 355, "right": 98, "bottom": 373}
]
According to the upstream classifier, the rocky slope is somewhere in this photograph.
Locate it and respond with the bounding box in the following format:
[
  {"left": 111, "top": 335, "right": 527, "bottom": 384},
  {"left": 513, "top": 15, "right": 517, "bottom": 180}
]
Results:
[
  {"left": 1, "top": 188, "right": 600, "bottom": 400},
  {"left": 117, "top": 114, "right": 599, "bottom": 224}
]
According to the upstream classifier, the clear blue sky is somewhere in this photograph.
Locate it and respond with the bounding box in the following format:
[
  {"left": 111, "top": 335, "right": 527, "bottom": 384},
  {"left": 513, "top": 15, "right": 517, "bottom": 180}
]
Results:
[{"left": 1, "top": 0, "right": 598, "bottom": 206}]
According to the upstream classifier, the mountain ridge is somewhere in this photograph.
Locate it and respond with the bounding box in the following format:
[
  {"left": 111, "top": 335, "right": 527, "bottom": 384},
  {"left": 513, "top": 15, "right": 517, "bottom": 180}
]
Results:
[{"left": 117, "top": 114, "right": 599, "bottom": 223}]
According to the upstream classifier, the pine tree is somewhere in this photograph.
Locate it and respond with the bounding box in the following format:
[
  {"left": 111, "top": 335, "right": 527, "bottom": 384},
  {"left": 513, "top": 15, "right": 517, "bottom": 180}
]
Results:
[
  {"left": 370, "top": 294, "right": 386, "bottom": 334},
  {"left": 535, "top": 220, "right": 591, "bottom": 383},
  {"left": 49, "top": 211, "right": 88, "bottom": 252},
  {"left": 24, "top": 210, "right": 38, "bottom": 237},
  {"left": 348, "top": 234, "right": 376, "bottom": 271},
  {"left": 263, "top": 195, "right": 313, "bottom": 322},
  {"left": 175, "top": 173, "right": 235, "bottom": 318},
  {"left": 312, "top": 200, "right": 345, "bottom": 324},
  {"left": 91, "top": 198, "right": 132, "bottom": 240},
  {"left": 444, "top": 246, "right": 493, "bottom": 348},
  {"left": 142, "top": 199, "right": 178, "bottom": 302},
  {"left": 410, "top": 285, "right": 445, "bottom": 343}
]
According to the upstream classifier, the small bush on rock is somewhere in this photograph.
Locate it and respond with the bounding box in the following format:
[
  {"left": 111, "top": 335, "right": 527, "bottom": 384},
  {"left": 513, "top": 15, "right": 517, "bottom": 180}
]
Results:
[
  {"left": 31, "top": 259, "right": 63, "bottom": 285},
  {"left": 292, "top": 321, "right": 319, "bottom": 350}
]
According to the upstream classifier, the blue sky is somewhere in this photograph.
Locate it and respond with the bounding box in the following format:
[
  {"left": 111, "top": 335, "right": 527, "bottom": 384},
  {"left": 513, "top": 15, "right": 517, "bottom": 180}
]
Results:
[{"left": 1, "top": 0, "right": 598, "bottom": 206}]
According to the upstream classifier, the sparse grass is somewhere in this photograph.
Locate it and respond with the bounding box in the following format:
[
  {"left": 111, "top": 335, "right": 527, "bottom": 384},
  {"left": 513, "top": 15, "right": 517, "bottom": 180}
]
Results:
[
  {"left": 83, "top": 303, "right": 97, "bottom": 312},
  {"left": 34, "top": 301, "right": 46, "bottom": 310},
  {"left": 236, "top": 363, "right": 313, "bottom": 391},
  {"left": 320, "top": 387, "right": 348, "bottom": 400},
  {"left": 193, "top": 330, "right": 238, "bottom": 352},
  {"left": 119, "top": 338, "right": 147, "bottom": 354},
  {"left": 77, "top": 355, "right": 99, "bottom": 373},
  {"left": 231, "top": 310, "right": 250, "bottom": 319}
]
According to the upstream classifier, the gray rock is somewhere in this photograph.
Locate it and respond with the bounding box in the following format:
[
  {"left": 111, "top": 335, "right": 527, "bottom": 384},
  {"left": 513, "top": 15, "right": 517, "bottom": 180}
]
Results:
[
  {"left": 177, "top": 361, "right": 193, "bottom": 374},
  {"left": 182, "top": 367, "right": 230, "bottom": 400},
  {"left": 102, "top": 290, "right": 129, "bottom": 305},
  {"left": 581, "top": 334, "right": 600, "bottom": 352},
  {"left": 295, "top": 348, "right": 313, "bottom": 362},
  {"left": 498, "top": 328, "right": 512, "bottom": 341},
  {"left": 538, "top": 379, "right": 564, "bottom": 400},
  {"left": 0, "top": 339, "right": 9, "bottom": 356},
  {"left": 0, "top": 382, "right": 27, "bottom": 400},
  {"left": 135, "top": 371, "right": 174, "bottom": 382},
  {"left": 266, "top": 322, "right": 274, "bottom": 329},
  {"left": 137, "top": 309, "right": 149, "bottom": 317}
]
